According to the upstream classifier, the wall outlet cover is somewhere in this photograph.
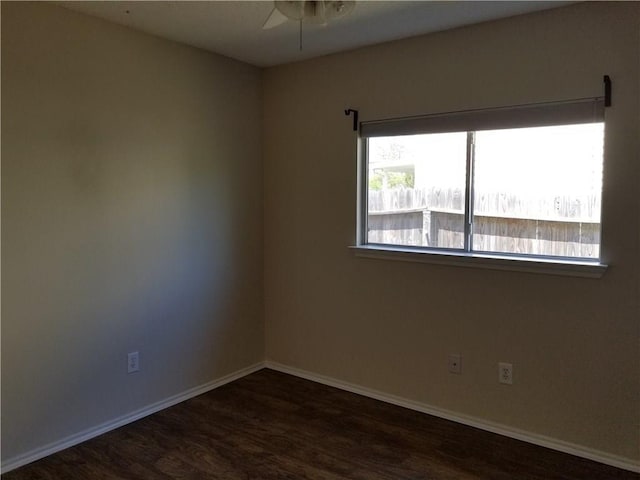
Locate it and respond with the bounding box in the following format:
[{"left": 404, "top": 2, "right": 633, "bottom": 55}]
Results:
[
  {"left": 499, "top": 362, "right": 513, "bottom": 385},
  {"left": 127, "top": 351, "right": 140, "bottom": 374},
  {"left": 448, "top": 354, "right": 462, "bottom": 374}
]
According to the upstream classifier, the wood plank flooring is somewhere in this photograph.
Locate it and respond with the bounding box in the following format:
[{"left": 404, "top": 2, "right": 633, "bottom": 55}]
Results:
[{"left": 3, "top": 369, "right": 638, "bottom": 479}]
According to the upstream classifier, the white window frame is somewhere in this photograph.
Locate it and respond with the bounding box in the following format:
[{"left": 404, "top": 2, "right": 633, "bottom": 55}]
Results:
[{"left": 352, "top": 98, "right": 608, "bottom": 278}]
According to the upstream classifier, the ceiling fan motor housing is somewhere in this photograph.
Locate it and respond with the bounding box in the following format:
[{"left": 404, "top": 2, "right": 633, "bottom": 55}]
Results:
[{"left": 274, "top": 1, "right": 356, "bottom": 24}]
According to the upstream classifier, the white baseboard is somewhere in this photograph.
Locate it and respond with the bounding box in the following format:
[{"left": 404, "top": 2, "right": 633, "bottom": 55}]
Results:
[
  {"left": 5, "top": 360, "right": 638, "bottom": 474},
  {"left": 1, "top": 361, "right": 266, "bottom": 474},
  {"left": 265, "top": 360, "right": 640, "bottom": 474}
]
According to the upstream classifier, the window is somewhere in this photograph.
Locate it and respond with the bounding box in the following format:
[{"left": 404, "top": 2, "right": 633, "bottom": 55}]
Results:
[{"left": 357, "top": 99, "right": 606, "bottom": 271}]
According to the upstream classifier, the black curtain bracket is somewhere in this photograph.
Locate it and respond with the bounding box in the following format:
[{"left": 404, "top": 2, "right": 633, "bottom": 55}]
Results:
[
  {"left": 345, "top": 108, "right": 359, "bottom": 132},
  {"left": 604, "top": 75, "right": 612, "bottom": 107}
]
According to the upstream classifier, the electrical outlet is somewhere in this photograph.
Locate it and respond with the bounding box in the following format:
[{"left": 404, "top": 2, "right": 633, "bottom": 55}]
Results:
[
  {"left": 498, "top": 362, "right": 513, "bottom": 385},
  {"left": 448, "top": 354, "right": 462, "bottom": 374},
  {"left": 127, "top": 351, "right": 139, "bottom": 374}
]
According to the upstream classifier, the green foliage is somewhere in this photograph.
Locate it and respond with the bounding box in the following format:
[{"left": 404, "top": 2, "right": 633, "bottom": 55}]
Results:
[
  {"left": 369, "top": 175, "right": 383, "bottom": 191},
  {"left": 369, "top": 171, "right": 415, "bottom": 191}
]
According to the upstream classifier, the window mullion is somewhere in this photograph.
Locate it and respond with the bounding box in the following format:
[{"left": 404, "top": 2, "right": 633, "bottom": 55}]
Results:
[
  {"left": 359, "top": 138, "right": 369, "bottom": 245},
  {"left": 464, "top": 131, "right": 476, "bottom": 252}
]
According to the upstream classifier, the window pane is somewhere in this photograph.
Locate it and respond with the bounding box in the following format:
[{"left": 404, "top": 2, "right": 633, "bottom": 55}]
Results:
[
  {"left": 472, "top": 123, "right": 604, "bottom": 258},
  {"left": 367, "top": 133, "right": 467, "bottom": 248}
]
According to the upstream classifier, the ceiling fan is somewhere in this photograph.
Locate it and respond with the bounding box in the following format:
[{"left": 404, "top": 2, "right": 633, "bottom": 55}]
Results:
[{"left": 263, "top": 1, "right": 356, "bottom": 30}]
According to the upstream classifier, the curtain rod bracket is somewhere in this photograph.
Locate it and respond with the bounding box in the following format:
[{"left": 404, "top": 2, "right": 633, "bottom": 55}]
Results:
[
  {"left": 604, "top": 75, "right": 612, "bottom": 107},
  {"left": 345, "top": 108, "right": 359, "bottom": 132}
]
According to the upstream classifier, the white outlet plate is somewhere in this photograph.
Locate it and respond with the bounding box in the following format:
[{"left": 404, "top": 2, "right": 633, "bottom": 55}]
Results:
[
  {"left": 127, "top": 351, "right": 139, "bottom": 374},
  {"left": 499, "top": 362, "right": 513, "bottom": 385},
  {"left": 448, "top": 354, "right": 462, "bottom": 374}
]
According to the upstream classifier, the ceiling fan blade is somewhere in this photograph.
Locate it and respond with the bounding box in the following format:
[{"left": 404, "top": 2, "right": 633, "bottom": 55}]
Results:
[
  {"left": 262, "top": 7, "right": 288, "bottom": 29},
  {"left": 314, "top": 1, "right": 328, "bottom": 26}
]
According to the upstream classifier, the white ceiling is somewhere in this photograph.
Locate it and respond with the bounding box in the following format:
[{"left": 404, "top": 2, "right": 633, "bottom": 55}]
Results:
[{"left": 61, "top": 1, "right": 574, "bottom": 68}]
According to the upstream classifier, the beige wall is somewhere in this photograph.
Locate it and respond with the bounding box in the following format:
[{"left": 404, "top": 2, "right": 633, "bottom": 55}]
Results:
[
  {"left": 264, "top": 2, "right": 640, "bottom": 462},
  {"left": 2, "top": 0, "right": 639, "bottom": 469},
  {"left": 2, "top": 2, "right": 263, "bottom": 462}
]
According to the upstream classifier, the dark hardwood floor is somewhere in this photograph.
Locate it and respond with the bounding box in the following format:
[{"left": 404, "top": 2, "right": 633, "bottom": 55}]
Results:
[{"left": 3, "top": 369, "right": 638, "bottom": 479}]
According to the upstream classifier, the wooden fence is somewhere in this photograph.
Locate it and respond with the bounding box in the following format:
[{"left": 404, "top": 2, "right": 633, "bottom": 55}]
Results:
[{"left": 367, "top": 187, "right": 600, "bottom": 258}]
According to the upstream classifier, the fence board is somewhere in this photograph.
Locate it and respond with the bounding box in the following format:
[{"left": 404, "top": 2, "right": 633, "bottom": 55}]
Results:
[{"left": 367, "top": 187, "right": 600, "bottom": 258}]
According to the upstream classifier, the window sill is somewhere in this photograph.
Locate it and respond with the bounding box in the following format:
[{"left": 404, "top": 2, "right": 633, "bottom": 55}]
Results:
[{"left": 349, "top": 245, "right": 607, "bottom": 278}]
